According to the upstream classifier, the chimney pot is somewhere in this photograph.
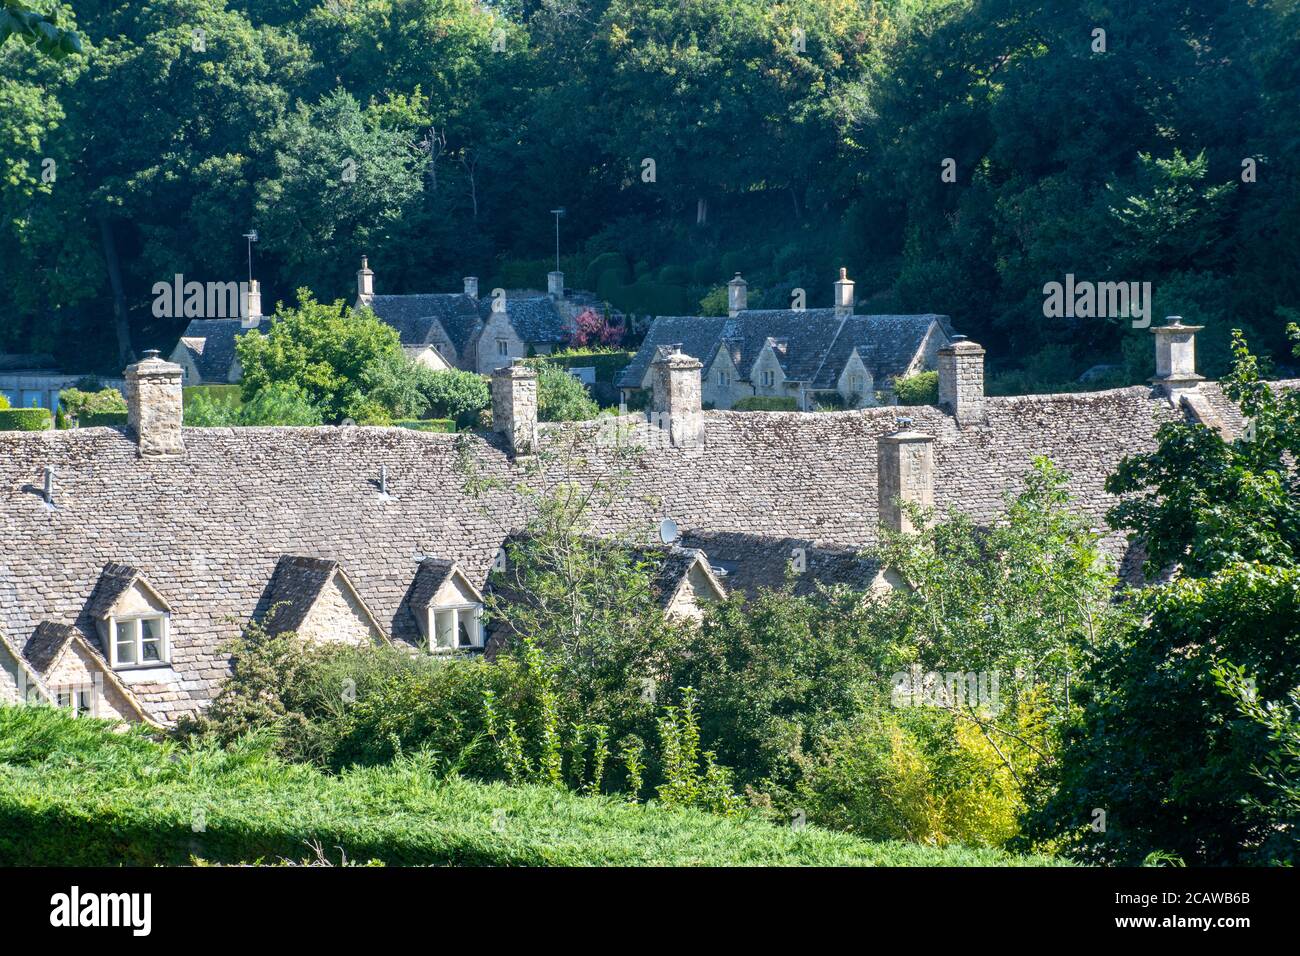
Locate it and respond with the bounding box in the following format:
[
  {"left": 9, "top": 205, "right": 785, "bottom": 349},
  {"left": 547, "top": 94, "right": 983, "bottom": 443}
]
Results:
[
  {"left": 356, "top": 256, "right": 375, "bottom": 304},
  {"left": 548, "top": 271, "right": 565, "bottom": 300}
]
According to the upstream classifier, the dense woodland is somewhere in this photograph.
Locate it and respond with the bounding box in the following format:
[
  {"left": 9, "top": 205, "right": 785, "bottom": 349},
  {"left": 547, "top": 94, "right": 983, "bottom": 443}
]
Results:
[{"left": 3, "top": 0, "right": 1298, "bottom": 388}]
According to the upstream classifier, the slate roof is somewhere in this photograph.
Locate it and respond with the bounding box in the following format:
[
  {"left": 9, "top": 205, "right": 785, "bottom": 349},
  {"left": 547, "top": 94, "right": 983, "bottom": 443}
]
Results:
[
  {"left": 366, "top": 294, "right": 482, "bottom": 357},
  {"left": 678, "top": 530, "right": 880, "bottom": 599},
  {"left": 257, "top": 556, "right": 339, "bottom": 635},
  {"left": 176, "top": 319, "right": 272, "bottom": 381},
  {"left": 0, "top": 380, "right": 1276, "bottom": 724},
  {"left": 617, "top": 311, "right": 948, "bottom": 389},
  {"left": 22, "top": 622, "right": 74, "bottom": 675},
  {"left": 86, "top": 563, "right": 156, "bottom": 619},
  {"left": 480, "top": 296, "right": 569, "bottom": 344},
  {"left": 407, "top": 557, "right": 458, "bottom": 610}
]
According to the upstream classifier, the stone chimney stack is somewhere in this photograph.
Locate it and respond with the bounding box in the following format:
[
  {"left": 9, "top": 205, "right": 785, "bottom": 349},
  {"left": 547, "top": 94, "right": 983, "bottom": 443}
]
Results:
[
  {"left": 125, "top": 350, "right": 185, "bottom": 459},
  {"left": 938, "top": 336, "right": 986, "bottom": 425},
  {"left": 356, "top": 256, "right": 375, "bottom": 306},
  {"left": 548, "top": 270, "right": 565, "bottom": 300},
  {"left": 1150, "top": 316, "right": 1204, "bottom": 401},
  {"left": 878, "top": 425, "right": 934, "bottom": 534},
  {"left": 492, "top": 360, "right": 538, "bottom": 457},
  {"left": 651, "top": 346, "right": 705, "bottom": 449},
  {"left": 834, "top": 268, "right": 855, "bottom": 317},
  {"left": 463, "top": 276, "right": 479, "bottom": 299},
  {"left": 727, "top": 273, "right": 748, "bottom": 317},
  {"left": 242, "top": 279, "right": 262, "bottom": 326}
]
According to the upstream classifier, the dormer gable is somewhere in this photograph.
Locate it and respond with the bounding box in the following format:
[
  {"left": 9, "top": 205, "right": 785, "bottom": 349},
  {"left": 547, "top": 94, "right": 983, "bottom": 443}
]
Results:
[
  {"left": 87, "top": 564, "right": 173, "bottom": 670},
  {"left": 409, "top": 558, "right": 485, "bottom": 652},
  {"left": 259, "top": 556, "right": 387, "bottom": 646},
  {"left": 22, "top": 621, "right": 156, "bottom": 725}
]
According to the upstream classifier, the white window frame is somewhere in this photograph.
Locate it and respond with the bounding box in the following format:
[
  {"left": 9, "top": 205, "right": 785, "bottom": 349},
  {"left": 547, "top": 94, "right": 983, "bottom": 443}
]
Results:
[
  {"left": 427, "top": 604, "right": 484, "bottom": 652},
  {"left": 109, "top": 613, "right": 170, "bottom": 669}
]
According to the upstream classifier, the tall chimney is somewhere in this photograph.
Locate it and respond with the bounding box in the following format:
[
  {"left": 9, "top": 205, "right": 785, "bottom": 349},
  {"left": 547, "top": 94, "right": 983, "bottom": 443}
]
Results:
[
  {"left": 650, "top": 346, "right": 705, "bottom": 449},
  {"left": 548, "top": 270, "right": 564, "bottom": 300},
  {"left": 356, "top": 256, "right": 375, "bottom": 306},
  {"left": 125, "top": 350, "right": 185, "bottom": 459},
  {"left": 463, "top": 276, "right": 479, "bottom": 299},
  {"left": 1150, "top": 315, "right": 1204, "bottom": 401},
  {"left": 938, "top": 337, "right": 985, "bottom": 425},
  {"left": 878, "top": 426, "right": 934, "bottom": 533},
  {"left": 241, "top": 279, "right": 262, "bottom": 328},
  {"left": 728, "top": 273, "right": 748, "bottom": 317},
  {"left": 492, "top": 360, "right": 538, "bottom": 457},
  {"left": 834, "top": 268, "right": 855, "bottom": 317}
]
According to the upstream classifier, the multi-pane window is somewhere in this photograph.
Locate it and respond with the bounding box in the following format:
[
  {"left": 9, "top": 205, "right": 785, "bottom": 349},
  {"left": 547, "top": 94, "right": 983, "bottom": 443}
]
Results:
[
  {"left": 111, "top": 614, "right": 168, "bottom": 668},
  {"left": 717, "top": 371, "right": 731, "bottom": 386},
  {"left": 497, "top": 339, "right": 509, "bottom": 356},
  {"left": 430, "top": 605, "right": 483, "bottom": 652},
  {"left": 851, "top": 375, "right": 864, "bottom": 393}
]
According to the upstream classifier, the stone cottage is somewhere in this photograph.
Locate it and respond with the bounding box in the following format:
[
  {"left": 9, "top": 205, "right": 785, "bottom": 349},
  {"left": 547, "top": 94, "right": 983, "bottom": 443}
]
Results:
[
  {"left": 617, "top": 269, "right": 951, "bottom": 409},
  {"left": 0, "top": 316, "right": 1263, "bottom": 726}
]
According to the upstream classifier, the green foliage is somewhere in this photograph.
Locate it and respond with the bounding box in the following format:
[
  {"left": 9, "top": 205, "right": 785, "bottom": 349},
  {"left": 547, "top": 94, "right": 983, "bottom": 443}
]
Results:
[
  {"left": 395, "top": 418, "right": 455, "bottom": 433},
  {"left": 1034, "top": 332, "right": 1300, "bottom": 864},
  {"left": 184, "top": 382, "right": 322, "bottom": 426},
  {"left": 655, "top": 688, "right": 744, "bottom": 817},
  {"left": 0, "top": 0, "right": 81, "bottom": 59},
  {"left": 537, "top": 350, "right": 635, "bottom": 385},
  {"left": 0, "top": 407, "right": 50, "bottom": 430},
  {"left": 412, "top": 368, "right": 490, "bottom": 428},
  {"left": 0, "top": 706, "right": 1058, "bottom": 867},
  {"left": 533, "top": 362, "right": 599, "bottom": 422},
  {"left": 235, "top": 292, "right": 403, "bottom": 422},
  {"left": 894, "top": 371, "right": 939, "bottom": 406},
  {"left": 57, "top": 386, "right": 124, "bottom": 423},
  {"left": 732, "top": 396, "right": 798, "bottom": 411},
  {"left": 77, "top": 411, "right": 126, "bottom": 427}
]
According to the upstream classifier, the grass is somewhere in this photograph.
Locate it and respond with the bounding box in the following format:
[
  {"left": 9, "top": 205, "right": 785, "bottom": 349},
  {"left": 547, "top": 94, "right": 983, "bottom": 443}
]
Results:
[{"left": 0, "top": 707, "right": 1064, "bottom": 866}]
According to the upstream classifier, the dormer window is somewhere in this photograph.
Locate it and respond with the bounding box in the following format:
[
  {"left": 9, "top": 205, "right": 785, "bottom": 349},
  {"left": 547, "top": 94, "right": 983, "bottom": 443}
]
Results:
[
  {"left": 410, "top": 558, "right": 487, "bottom": 654},
  {"left": 110, "top": 614, "right": 169, "bottom": 668},
  {"left": 431, "top": 605, "right": 483, "bottom": 651}
]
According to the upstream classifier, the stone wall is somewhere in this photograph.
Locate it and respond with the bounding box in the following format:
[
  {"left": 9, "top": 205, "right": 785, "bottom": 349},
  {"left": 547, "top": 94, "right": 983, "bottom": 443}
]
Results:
[{"left": 298, "top": 576, "right": 380, "bottom": 646}]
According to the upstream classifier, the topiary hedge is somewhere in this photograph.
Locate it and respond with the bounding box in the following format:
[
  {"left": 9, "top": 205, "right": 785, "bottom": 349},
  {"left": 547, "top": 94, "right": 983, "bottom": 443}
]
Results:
[
  {"left": 79, "top": 411, "right": 129, "bottom": 427},
  {"left": 732, "top": 396, "right": 798, "bottom": 412},
  {"left": 0, "top": 408, "right": 52, "bottom": 431}
]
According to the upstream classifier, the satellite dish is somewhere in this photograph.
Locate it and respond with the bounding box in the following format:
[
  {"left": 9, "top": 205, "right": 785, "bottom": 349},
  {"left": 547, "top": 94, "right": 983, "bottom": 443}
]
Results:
[{"left": 658, "top": 518, "right": 680, "bottom": 545}]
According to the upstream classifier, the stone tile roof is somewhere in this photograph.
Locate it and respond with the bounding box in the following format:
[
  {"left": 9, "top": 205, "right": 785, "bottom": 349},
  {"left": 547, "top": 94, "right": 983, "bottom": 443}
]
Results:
[
  {"left": 0, "top": 381, "right": 1272, "bottom": 724},
  {"left": 618, "top": 311, "right": 947, "bottom": 389},
  {"left": 407, "top": 557, "right": 456, "bottom": 610},
  {"left": 678, "top": 530, "right": 880, "bottom": 599},
  {"left": 479, "top": 296, "right": 569, "bottom": 344},
  {"left": 367, "top": 294, "right": 482, "bottom": 357},
  {"left": 22, "top": 621, "right": 74, "bottom": 675},
  {"left": 176, "top": 319, "right": 272, "bottom": 381},
  {"left": 85, "top": 563, "right": 147, "bottom": 619},
  {"left": 257, "top": 556, "right": 338, "bottom": 635},
  {"left": 811, "top": 315, "right": 947, "bottom": 389}
]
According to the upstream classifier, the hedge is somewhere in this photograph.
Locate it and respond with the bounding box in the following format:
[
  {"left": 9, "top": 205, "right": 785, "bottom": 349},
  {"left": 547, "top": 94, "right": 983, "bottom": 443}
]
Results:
[
  {"left": 0, "top": 408, "right": 52, "bottom": 431},
  {"left": 895, "top": 371, "right": 939, "bottom": 406},
  {"left": 732, "top": 396, "right": 798, "bottom": 412},
  {"left": 395, "top": 419, "right": 455, "bottom": 433},
  {"left": 79, "top": 411, "right": 129, "bottom": 427},
  {"left": 183, "top": 384, "right": 242, "bottom": 406},
  {"left": 0, "top": 707, "right": 1061, "bottom": 867},
  {"left": 535, "top": 350, "right": 635, "bottom": 384}
]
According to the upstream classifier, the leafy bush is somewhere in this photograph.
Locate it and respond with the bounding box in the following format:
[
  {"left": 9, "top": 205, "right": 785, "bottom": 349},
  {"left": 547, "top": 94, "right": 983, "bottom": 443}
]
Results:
[
  {"left": 535, "top": 363, "right": 599, "bottom": 421},
  {"left": 0, "top": 408, "right": 51, "bottom": 431},
  {"left": 58, "top": 386, "right": 126, "bottom": 423},
  {"left": 0, "top": 395, "right": 7, "bottom": 410},
  {"left": 184, "top": 383, "right": 322, "bottom": 426},
  {"left": 732, "top": 396, "right": 798, "bottom": 411},
  {"left": 415, "top": 368, "right": 490, "bottom": 428},
  {"left": 894, "top": 371, "right": 939, "bottom": 406}
]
